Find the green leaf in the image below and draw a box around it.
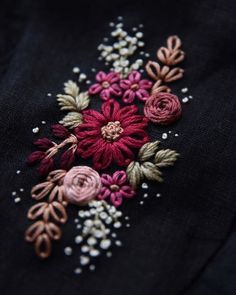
[141,162,163,182]
[154,149,179,167]
[126,161,143,189]
[138,141,160,162]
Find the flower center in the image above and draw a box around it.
[110,184,120,192]
[131,83,139,90]
[101,121,123,142]
[102,81,110,88]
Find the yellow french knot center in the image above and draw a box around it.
[101,121,123,142]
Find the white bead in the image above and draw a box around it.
[182,97,189,103]
[100,239,111,250]
[81,245,90,253]
[114,221,122,228]
[41,120,46,124]
[32,127,39,134]
[87,237,97,246]
[109,22,115,27]
[140,201,144,205]
[105,217,112,224]
[141,182,148,189]
[111,232,117,238]
[132,27,138,32]
[115,240,122,247]
[47,93,52,96]
[120,48,129,56]
[94,230,104,238]
[72,67,80,73]
[162,133,168,140]
[156,193,161,198]
[89,249,100,257]
[106,251,112,258]
[175,133,179,137]
[19,188,24,192]
[143,193,148,198]
[75,235,83,244]
[12,191,17,196]
[136,32,143,38]
[74,267,82,274]
[181,87,188,93]
[16,170,21,175]
[138,41,145,47]
[116,23,123,28]
[80,255,90,265]
[64,247,73,256]
[89,264,96,271]
[14,197,21,203]
[79,73,87,80]
[78,211,85,218]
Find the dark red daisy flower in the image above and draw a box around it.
[75,99,149,170]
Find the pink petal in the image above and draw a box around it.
[101,174,114,186]
[112,170,127,185]
[93,143,113,170]
[139,79,153,89]
[100,89,111,101]
[136,89,150,102]
[98,187,111,200]
[120,185,135,198]
[110,83,122,96]
[110,192,123,207]
[96,71,107,82]
[120,79,131,90]
[122,89,135,103]
[106,72,120,83]
[102,99,120,121]
[89,83,103,95]
[129,71,141,83]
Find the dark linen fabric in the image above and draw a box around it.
[0,0,236,294]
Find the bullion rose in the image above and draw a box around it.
[63,166,102,206]
[144,92,182,125]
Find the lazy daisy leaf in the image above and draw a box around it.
[141,162,163,182]
[64,80,79,97]
[126,161,143,189]
[154,149,179,167]
[59,112,83,129]
[138,140,160,162]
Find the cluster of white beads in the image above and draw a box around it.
[73,200,123,274]
[97,21,145,78]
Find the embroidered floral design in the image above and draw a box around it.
[144,92,182,125]
[63,166,102,206]
[89,71,122,101]
[120,71,153,103]
[23,19,188,272]
[98,171,135,207]
[75,99,149,170]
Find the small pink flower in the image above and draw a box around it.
[89,71,122,101]
[120,71,153,103]
[98,171,135,207]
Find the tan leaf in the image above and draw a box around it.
[126,161,143,189]
[64,80,79,97]
[59,112,83,129]
[138,141,160,162]
[141,162,163,182]
[75,91,90,111]
[154,149,179,167]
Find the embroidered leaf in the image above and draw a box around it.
[64,80,79,97]
[59,112,83,129]
[154,149,179,167]
[57,91,90,112]
[126,161,143,188]
[141,162,163,182]
[138,140,160,162]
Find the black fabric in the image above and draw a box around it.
[0,0,236,294]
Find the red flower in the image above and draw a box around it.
[75,99,149,170]
[89,71,122,101]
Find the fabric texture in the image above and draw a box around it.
[0,0,236,294]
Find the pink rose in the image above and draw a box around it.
[144,92,182,125]
[63,166,101,206]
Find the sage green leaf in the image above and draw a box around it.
[154,149,179,167]
[138,140,160,162]
[64,80,79,97]
[141,162,163,182]
[126,161,143,189]
[59,112,83,129]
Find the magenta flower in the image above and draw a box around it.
[89,71,122,101]
[98,171,135,207]
[120,71,153,103]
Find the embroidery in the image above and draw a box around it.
[22,18,188,274]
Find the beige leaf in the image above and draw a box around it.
[57,94,78,111]
[138,141,160,162]
[75,91,90,111]
[154,149,179,167]
[141,162,163,182]
[64,80,79,97]
[59,112,83,129]
[126,161,143,189]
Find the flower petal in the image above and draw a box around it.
[122,89,135,104]
[110,192,123,207]
[96,71,107,82]
[136,89,150,102]
[89,83,102,95]
[139,79,153,89]
[129,71,141,83]
[98,187,111,200]
[106,72,120,83]
[101,173,114,186]
[93,143,113,170]
[100,89,111,101]
[112,171,127,185]
[102,99,120,121]
[120,185,135,198]
[110,83,122,96]
[120,79,131,90]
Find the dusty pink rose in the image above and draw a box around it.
[89,71,122,101]
[63,166,101,206]
[144,92,182,125]
[98,171,135,207]
[120,71,153,103]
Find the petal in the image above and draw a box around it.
[110,192,123,207]
[112,141,134,166]
[96,71,107,82]
[110,83,122,96]
[82,109,107,125]
[89,83,102,95]
[112,171,127,185]
[106,72,120,83]
[93,143,113,170]
[102,99,120,121]
[122,126,147,136]
[136,89,150,102]
[78,138,105,158]
[101,174,114,186]
[129,71,141,83]
[120,79,131,90]
[100,89,111,101]
[98,187,111,200]
[121,114,148,128]
[122,89,135,104]
[139,79,153,89]
[117,104,138,121]
[120,186,135,198]
[121,133,149,148]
